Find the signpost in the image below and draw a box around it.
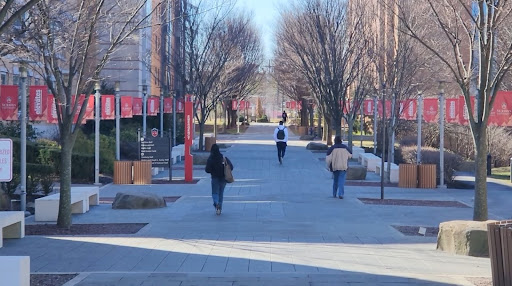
[0,139,13,182]
[140,137,170,167]
[184,95,194,182]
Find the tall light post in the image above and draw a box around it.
[172,90,177,146]
[417,90,423,164]
[160,90,164,138]
[94,82,101,185]
[19,64,28,213]
[373,95,378,154]
[438,81,446,188]
[142,84,147,137]
[115,81,120,160]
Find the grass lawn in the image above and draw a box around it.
[491,166,511,181]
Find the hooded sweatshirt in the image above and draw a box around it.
[273,125,288,143]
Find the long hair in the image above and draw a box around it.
[209,144,223,160]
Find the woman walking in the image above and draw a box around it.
[205,144,233,215]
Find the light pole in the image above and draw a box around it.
[115,81,120,161]
[94,82,101,185]
[417,90,423,164]
[373,95,378,154]
[160,89,164,138]
[172,90,177,146]
[438,81,446,188]
[142,84,147,137]
[19,64,28,213]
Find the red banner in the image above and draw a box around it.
[400,99,417,120]
[177,99,184,113]
[133,97,143,116]
[377,100,391,118]
[147,97,159,116]
[458,96,475,125]
[121,96,133,118]
[232,100,238,110]
[445,98,460,124]
[285,101,290,109]
[84,96,94,121]
[47,95,58,124]
[101,95,115,119]
[0,85,18,121]
[163,98,172,113]
[422,98,438,123]
[29,86,48,121]
[363,99,374,115]
[489,91,512,126]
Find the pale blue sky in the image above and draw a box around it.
[235,0,285,60]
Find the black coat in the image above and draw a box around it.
[205,155,233,178]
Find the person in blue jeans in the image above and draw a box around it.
[325,136,352,199]
[205,144,233,215]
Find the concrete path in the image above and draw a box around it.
[2,122,511,285]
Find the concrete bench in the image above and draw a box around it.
[0,256,30,286]
[172,144,185,163]
[351,147,365,160]
[0,211,25,248]
[71,186,99,211]
[35,192,88,222]
[358,153,376,164]
[376,163,399,183]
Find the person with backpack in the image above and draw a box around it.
[282,110,288,123]
[273,121,289,164]
[205,144,233,215]
[325,135,352,199]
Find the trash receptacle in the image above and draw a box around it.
[488,220,512,286]
[113,161,132,184]
[417,164,436,188]
[133,160,152,185]
[398,164,417,188]
[205,136,216,152]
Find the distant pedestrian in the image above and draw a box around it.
[205,144,233,215]
[282,110,288,123]
[273,121,288,164]
[325,135,352,199]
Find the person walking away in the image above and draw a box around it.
[205,144,233,215]
[282,110,288,123]
[325,135,352,199]
[273,121,288,164]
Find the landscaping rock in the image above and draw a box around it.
[112,192,166,209]
[300,135,315,141]
[347,165,367,180]
[192,152,210,165]
[306,142,328,150]
[436,220,496,257]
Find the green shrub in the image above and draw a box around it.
[256,115,269,123]
[1,173,20,195]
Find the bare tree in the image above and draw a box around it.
[19,0,156,228]
[398,0,512,221]
[275,0,369,143]
[0,0,42,56]
[184,2,262,149]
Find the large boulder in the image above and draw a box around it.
[347,166,367,180]
[306,142,328,150]
[437,220,496,257]
[112,192,166,209]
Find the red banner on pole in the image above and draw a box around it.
[0,85,18,121]
[132,97,143,116]
[285,101,290,109]
[489,91,512,126]
[147,97,159,116]
[184,94,194,182]
[101,95,115,119]
[458,96,475,125]
[84,96,94,121]
[422,98,439,123]
[399,99,417,120]
[177,99,184,113]
[232,100,238,110]
[445,98,460,124]
[164,98,173,113]
[377,100,391,118]
[363,99,374,115]
[29,86,48,121]
[121,96,133,118]
[47,95,58,124]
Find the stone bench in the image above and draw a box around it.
[358,152,376,164]
[361,154,381,172]
[71,186,99,211]
[351,147,365,160]
[35,192,88,222]
[0,256,30,286]
[375,163,399,183]
[0,211,25,248]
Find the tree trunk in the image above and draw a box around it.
[198,118,205,151]
[347,118,354,150]
[230,110,237,128]
[57,129,73,228]
[333,116,342,138]
[301,98,308,127]
[473,125,488,221]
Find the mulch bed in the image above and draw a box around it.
[26,223,148,235]
[358,198,470,208]
[151,179,199,184]
[99,196,180,204]
[392,225,439,237]
[31,274,78,286]
[346,181,398,187]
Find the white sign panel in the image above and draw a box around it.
[0,139,13,182]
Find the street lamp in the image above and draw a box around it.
[19,64,27,213]
[115,81,120,161]
[417,90,423,164]
[160,89,164,138]
[438,81,446,188]
[142,84,147,137]
[94,82,101,185]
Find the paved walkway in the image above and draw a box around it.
[2,123,511,285]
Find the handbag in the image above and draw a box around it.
[224,157,234,183]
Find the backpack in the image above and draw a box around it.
[277,128,285,140]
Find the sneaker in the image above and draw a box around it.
[279,157,282,164]
[338,196,344,199]
[216,205,222,215]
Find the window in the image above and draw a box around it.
[35,78,40,85]
[13,75,19,85]
[1,73,6,85]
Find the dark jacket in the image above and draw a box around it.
[205,155,233,179]
[327,143,352,156]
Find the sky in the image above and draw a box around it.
[235,0,284,61]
